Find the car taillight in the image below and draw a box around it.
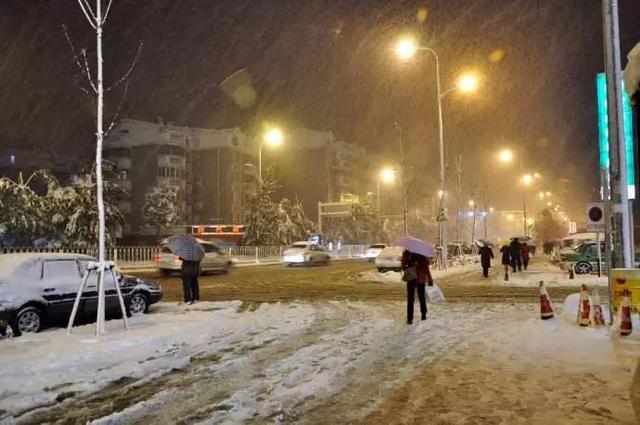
[152,254,160,262]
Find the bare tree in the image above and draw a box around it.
[65,0,142,336]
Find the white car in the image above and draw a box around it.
[155,239,232,275]
[362,243,387,261]
[282,242,330,266]
[375,246,404,273]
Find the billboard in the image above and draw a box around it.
[596,72,635,200]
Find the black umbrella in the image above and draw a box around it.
[166,234,205,262]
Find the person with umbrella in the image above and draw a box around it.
[167,235,205,305]
[478,241,494,278]
[395,236,434,324]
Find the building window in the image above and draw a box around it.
[9,154,16,165]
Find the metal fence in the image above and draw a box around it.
[0,244,369,269]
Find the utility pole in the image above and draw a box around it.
[456,154,462,244]
[483,184,489,239]
[603,0,633,269]
[395,122,409,236]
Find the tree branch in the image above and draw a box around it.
[106,42,143,92]
[62,25,97,94]
[105,79,129,136]
[102,0,114,25]
[76,0,97,29]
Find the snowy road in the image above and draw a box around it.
[2,257,637,424]
[144,257,590,305]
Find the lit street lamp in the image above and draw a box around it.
[259,127,283,182]
[377,167,396,214]
[394,36,479,267]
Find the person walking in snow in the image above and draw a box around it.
[521,242,531,271]
[180,257,201,304]
[479,244,494,278]
[500,243,511,281]
[401,250,433,324]
[509,238,522,273]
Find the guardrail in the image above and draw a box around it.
[0,244,369,269]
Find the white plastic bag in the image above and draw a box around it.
[427,283,445,303]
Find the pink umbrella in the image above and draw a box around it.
[393,236,436,258]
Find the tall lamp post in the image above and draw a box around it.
[498,148,535,236]
[394,37,479,267]
[259,127,283,182]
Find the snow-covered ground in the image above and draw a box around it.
[1,298,639,423]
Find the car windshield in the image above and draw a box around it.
[160,246,172,253]
[369,244,386,249]
[291,244,308,249]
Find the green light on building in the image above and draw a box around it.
[597,72,635,199]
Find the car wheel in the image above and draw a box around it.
[160,269,171,276]
[574,262,592,275]
[128,293,149,315]
[377,267,386,273]
[14,306,44,335]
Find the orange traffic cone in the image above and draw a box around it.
[578,284,590,327]
[591,289,605,327]
[539,281,554,320]
[619,289,633,336]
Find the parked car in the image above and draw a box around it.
[282,241,330,266]
[553,232,598,262]
[362,243,387,261]
[0,253,163,336]
[155,239,232,275]
[375,246,404,272]
[560,242,640,274]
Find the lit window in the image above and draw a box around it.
[9,154,16,165]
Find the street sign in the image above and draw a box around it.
[586,203,605,232]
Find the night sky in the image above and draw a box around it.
[1,0,640,217]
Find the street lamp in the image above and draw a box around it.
[393,36,480,268]
[259,127,283,182]
[497,147,536,236]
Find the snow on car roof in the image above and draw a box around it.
[0,253,94,277]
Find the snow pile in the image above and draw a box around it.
[503,258,607,287]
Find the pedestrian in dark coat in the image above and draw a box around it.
[500,244,511,281]
[180,258,201,304]
[401,250,433,324]
[521,242,531,271]
[479,245,494,278]
[509,238,522,272]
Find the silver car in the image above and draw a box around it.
[282,242,330,266]
[155,239,232,275]
[374,246,404,272]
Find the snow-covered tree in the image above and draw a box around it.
[53,163,127,248]
[0,171,58,246]
[142,185,179,235]
[280,197,315,243]
[323,202,385,244]
[244,178,284,246]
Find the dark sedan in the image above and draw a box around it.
[0,253,162,336]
